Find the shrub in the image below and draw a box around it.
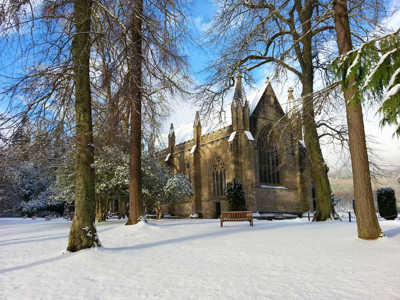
[164,173,193,203]
[377,187,398,220]
[225,179,246,211]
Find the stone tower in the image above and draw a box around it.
[192,111,202,215]
[166,123,175,172]
[229,73,256,210]
[168,123,175,153]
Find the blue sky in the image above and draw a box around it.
[184,0,216,78]
[0,0,399,171]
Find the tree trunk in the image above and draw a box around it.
[333,0,381,239]
[126,0,143,225]
[302,79,332,221]
[67,0,101,251]
[300,1,332,221]
[96,194,108,222]
[118,198,126,218]
[96,194,102,222]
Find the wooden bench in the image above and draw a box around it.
[220,211,254,227]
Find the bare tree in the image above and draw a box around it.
[198,0,336,220]
[89,0,188,224]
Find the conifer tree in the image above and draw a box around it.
[67,0,101,251]
[331,0,399,239]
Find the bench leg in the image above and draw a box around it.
[220,220,223,227]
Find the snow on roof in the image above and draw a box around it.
[228,131,236,142]
[165,153,171,162]
[260,185,288,190]
[249,85,266,115]
[159,112,231,147]
[244,130,255,141]
[190,145,197,154]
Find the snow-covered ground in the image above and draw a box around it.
[1,217,400,300]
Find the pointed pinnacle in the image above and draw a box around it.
[233,71,245,105]
[194,111,201,127]
[169,123,174,136]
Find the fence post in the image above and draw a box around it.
[348,211,351,223]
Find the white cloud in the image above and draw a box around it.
[193,16,212,33]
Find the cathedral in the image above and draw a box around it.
[159,75,312,218]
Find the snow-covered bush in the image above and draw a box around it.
[142,152,170,214]
[95,146,129,196]
[20,187,64,217]
[46,145,191,216]
[164,173,193,203]
[20,198,48,215]
[48,150,75,205]
[377,187,398,220]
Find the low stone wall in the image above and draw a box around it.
[161,199,232,218]
[255,187,309,214]
[201,199,230,218]
[161,201,192,217]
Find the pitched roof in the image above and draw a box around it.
[249,82,285,117]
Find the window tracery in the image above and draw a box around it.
[258,126,280,185]
[212,157,226,196]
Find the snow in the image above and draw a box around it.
[260,184,288,190]
[228,131,236,142]
[363,48,397,89]
[345,49,361,79]
[388,66,400,88]
[190,144,197,154]
[249,86,266,115]
[1,217,400,299]
[383,83,400,103]
[252,212,298,218]
[244,130,255,141]
[164,153,171,162]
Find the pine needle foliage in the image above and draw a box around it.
[331,29,400,135]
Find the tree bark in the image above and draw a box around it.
[126,0,143,225]
[118,198,126,218]
[96,194,108,222]
[300,0,332,221]
[302,80,332,221]
[333,0,381,239]
[67,0,101,251]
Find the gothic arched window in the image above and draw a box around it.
[258,127,280,185]
[212,157,226,196]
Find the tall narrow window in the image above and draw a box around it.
[258,127,280,185]
[212,157,226,196]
